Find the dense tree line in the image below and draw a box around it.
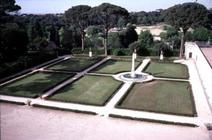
[129,10,164,25]
[163,2,211,58]
[0,1,211,78]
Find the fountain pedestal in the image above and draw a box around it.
[112,51,153,83]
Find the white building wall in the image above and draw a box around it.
[185,42,212,109]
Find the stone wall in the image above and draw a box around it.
[185,42,212,110]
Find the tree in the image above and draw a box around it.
[129,10,164,25]
[65,5,91,51]
[90,3,129,55]
[0,0,21,24]
[118,24,138,48]
[108,32,123,49]
[129,41,150,56]
[117,17,127,28]
[86,25,103,37]
[27,18,44,42]
[139,30,153,47]
[160,26,180,49]
[0,25,28,61]
[192,27,212,41]
[0,0,21,13]
[86,25,104,48]
[164,2,210,58]
[61,26,81,51]
[49,25,60,47]
[129,41,140,52]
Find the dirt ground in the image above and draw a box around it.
[135,24,166,36]
[0,103,211,140]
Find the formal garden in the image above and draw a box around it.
[0,54,196,117]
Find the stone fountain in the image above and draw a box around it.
[113,50,153,83]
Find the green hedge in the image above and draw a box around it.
[72,47,179,57]
[112,48,131,56]
[72,48,105,55]
[111,48,179,57]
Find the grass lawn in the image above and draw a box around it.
[144,62,189,79]
[117,80,196,116]
[47,57,101,72]
[0,72,73,98]
[49,75,122,106]
[90,59,141,74]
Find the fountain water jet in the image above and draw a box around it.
[131,51,136,78]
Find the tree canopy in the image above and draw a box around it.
[65,5,91,51]
[89,3,129,55]
[164,3,209,32]
[164,2,210,58]
[0,0,21,14]
[139,30,153,47]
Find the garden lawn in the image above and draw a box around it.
[144,62,189,79]
[91,59,141,74]
[49,75,122,106]
[0,72,73,98]
[117,80,196,116]
[46,57,101,72]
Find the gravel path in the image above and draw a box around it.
[0,103,211,140]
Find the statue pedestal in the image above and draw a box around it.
[160,51,163,60]
[89,51,92,57]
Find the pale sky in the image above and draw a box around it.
[16,0,212,14]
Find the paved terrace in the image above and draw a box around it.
[1,103,211,140]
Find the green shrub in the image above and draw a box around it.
[112,48,130,56]
[137,47,150,56]
[71,48,83,54]
[72,47,105,56]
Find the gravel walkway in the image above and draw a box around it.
[1,103,211,140]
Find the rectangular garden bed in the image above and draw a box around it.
[143,62,189,79]
[117,80,196,116]
[90,59,141,74]
[0,72,74,98]
[46,57,102,72]
[48,75,123,106]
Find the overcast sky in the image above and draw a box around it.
[16,0,212,14]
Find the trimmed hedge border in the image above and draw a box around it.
[32,104,97,115]
[116,80,197,117]
[109,114,198,127]
[47,74,124,106]
[111,56,143,61]
[149,57,178,62]
[0,71,75,98]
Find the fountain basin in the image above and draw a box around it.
[113,72,154,83]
